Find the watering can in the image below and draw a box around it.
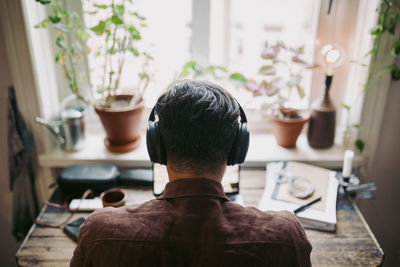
[35,95,87,151]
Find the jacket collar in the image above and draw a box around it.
[158,177,229,201]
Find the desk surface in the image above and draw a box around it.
[16,169,383,267]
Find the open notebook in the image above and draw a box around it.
[258,162,339,232]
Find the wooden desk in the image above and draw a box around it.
[16,169,383,266]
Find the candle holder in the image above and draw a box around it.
[335,172,360,187]
[335,172,360,196]
[335,173,377,199]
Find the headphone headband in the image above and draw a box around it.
[238,104,247,123]
[149,105,156,121]
[149,102,247,124]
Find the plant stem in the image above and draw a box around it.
[102,33,110,90]
[107,26,118,96]
[113,34,127,93]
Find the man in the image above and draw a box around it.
[71,80,312,267]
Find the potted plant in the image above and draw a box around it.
[245,41,316,148]
[35,0,152,153]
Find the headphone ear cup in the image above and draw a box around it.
[236,122,249,164]
[146,121,158,163]
[227,122,249,166]
[156,122,167,165]
[146,121,167,165]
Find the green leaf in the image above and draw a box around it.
[179,61,198,77]
[76,28,90,41]
[388,14,398,35]
[139,72,149,80]
[341,103,351,111]
[48,15,61,24]
[391,40,400,57]
[68,77,77,90]
[229,73,246,83]
[35,0,53,5]
[34,19,50,28]
[132,33,141,40]
[370,25,383,37]
[93,4,108,9]
[56,37,67,49]
[127,25,137,33]
[143,52,153,60]
[111,14,123,25]
[109,48,117,55]
[115,4,124,15]
[259,65,276,75]
[391,64,400,80]
[376,65,394,77]
[352,124,361,130]
[213,65,228,73]
[365,48,376,57]
[183,61,197,69]
[363,83,372,90]
[90,20,106,35]
[129,11,146,20]
[127,25,141,39]
[379,14,385,25]
[55,53,61,62]
[355,139,365,153]
[206,66,217,76]
[129,48,139,56]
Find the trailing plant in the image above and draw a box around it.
[341,0,400,153]
[35,0,152,107]
[244,41,317,119]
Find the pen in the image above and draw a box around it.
[293,196,322,214]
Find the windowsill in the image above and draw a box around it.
[38,133,349,169]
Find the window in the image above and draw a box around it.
[210,0,318,109]
[24,0,380,140]
[82,0,192,106]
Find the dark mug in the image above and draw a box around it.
[100,188,127,208]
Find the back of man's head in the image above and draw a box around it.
[156,80,240,175]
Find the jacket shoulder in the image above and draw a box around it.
[224,203,310,246]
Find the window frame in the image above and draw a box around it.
[21,0,380,143]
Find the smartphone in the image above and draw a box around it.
[63,217,85,242]
[152,164,240,197]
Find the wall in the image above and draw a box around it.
[356,78,400,267]
[0,18,21,267]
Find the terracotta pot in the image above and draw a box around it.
[95,95,144,153]
[270,115,309,148]
[100,188,127,208]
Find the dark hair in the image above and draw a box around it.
[155,80,240,174]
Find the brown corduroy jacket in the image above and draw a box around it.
[70,177,312,267]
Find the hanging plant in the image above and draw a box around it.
[342,0,400,154]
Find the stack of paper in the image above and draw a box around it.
[258,162,339,232]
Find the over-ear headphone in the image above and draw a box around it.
[146,102,249,166]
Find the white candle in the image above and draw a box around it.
[342,150,354,177]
